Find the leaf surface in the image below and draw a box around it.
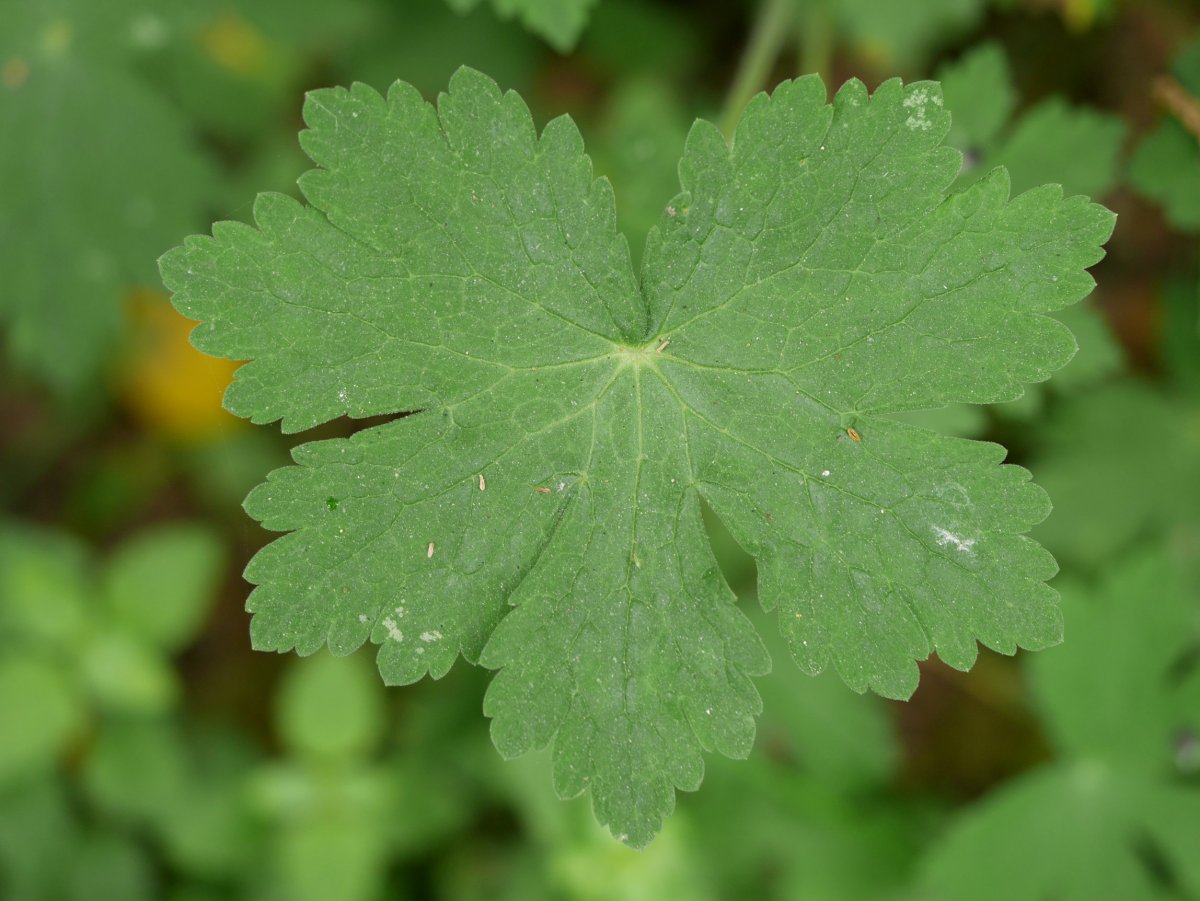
[161,68,1114,845]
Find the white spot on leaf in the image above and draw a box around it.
[381,618,403,641]
[933,527,976,554]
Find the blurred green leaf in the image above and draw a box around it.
[0,0,217,393]
[587,77,691,267]
[273,809,394,901]
[697,756,923,900]
[490,749,717,900]
[1129,36,1200,230]
[84,718,189,825]
[938,42,1016,151]
[921,549,1200,900]
[0,779,80,900]
[1161,275,1200,391]
[276,651,386,762]
[549,814,714,901]
[0,524,90,647]
[989,98,1126,198]
[1032,381,1200,568]
[340,0,540,104]
[251,762,399,901]
[922,762,1196,901]
[1031,551,1199,770]
[939,43,1126,199]
[1129,121,1200,230]
[81,628,179,712]
[833,0,988,70]
[747,608,898,789]
[137,0,380,142]
[102,523,225,652]
[154,729,263,879]
[445,0,598,52]
[1044,302,1123,394]
[68,830,158,901]
[0,652,84,787]
[578,0,699,78]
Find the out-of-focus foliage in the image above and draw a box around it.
[1031,380,1200,569]
[3,0,1200,896]
[793,0,989,71]
[0,0,217,395]
[1130,35,1200,231]
[445,0,599,52]
[921,550,1200,901]
[938,42,1126,200]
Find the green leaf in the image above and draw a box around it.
[937,43,1126,199]
[922,763,1196,901]
[0,780,81,900]
[742,606,897,789]
[0,0,216,392]
[988,98,1125,198]
[937,42,1016,152]
[1043,302,1122,394]
[921,549,1200,901]
[1161,275,1200,391]
[80,629,179,712]
[587,77,691,267]
[924,42,1125,431]
[83,718,189,826]
[697,757,922,900]
[250,759,398,901]
[161,68,1114,845]
[152,730,263,878]
[1031,382,1200,568]
[833,0,988,69]
[0,652,84,788]
[343,0,540,103]
[1129,121,1200,231]
[0,525,90,648]
[276,651,386,761]
[445,0,597,52]
[577,0,698,79]
[67,830,157,901]
[85,720,262,878]
[1129,36,1200,230]
[1031,550,1199,770]
[102,523,225,652]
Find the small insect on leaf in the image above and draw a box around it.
[847,427,862,442]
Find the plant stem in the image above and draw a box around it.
[797,3,832,85]
[1154,75,1200,142]
[719,0,795,140]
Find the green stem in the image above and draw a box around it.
[797,4,832,85]
[718,0,795,140]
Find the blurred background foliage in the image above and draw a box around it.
[1,0,1199,898]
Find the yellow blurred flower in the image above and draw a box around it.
[118,289,241,442]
